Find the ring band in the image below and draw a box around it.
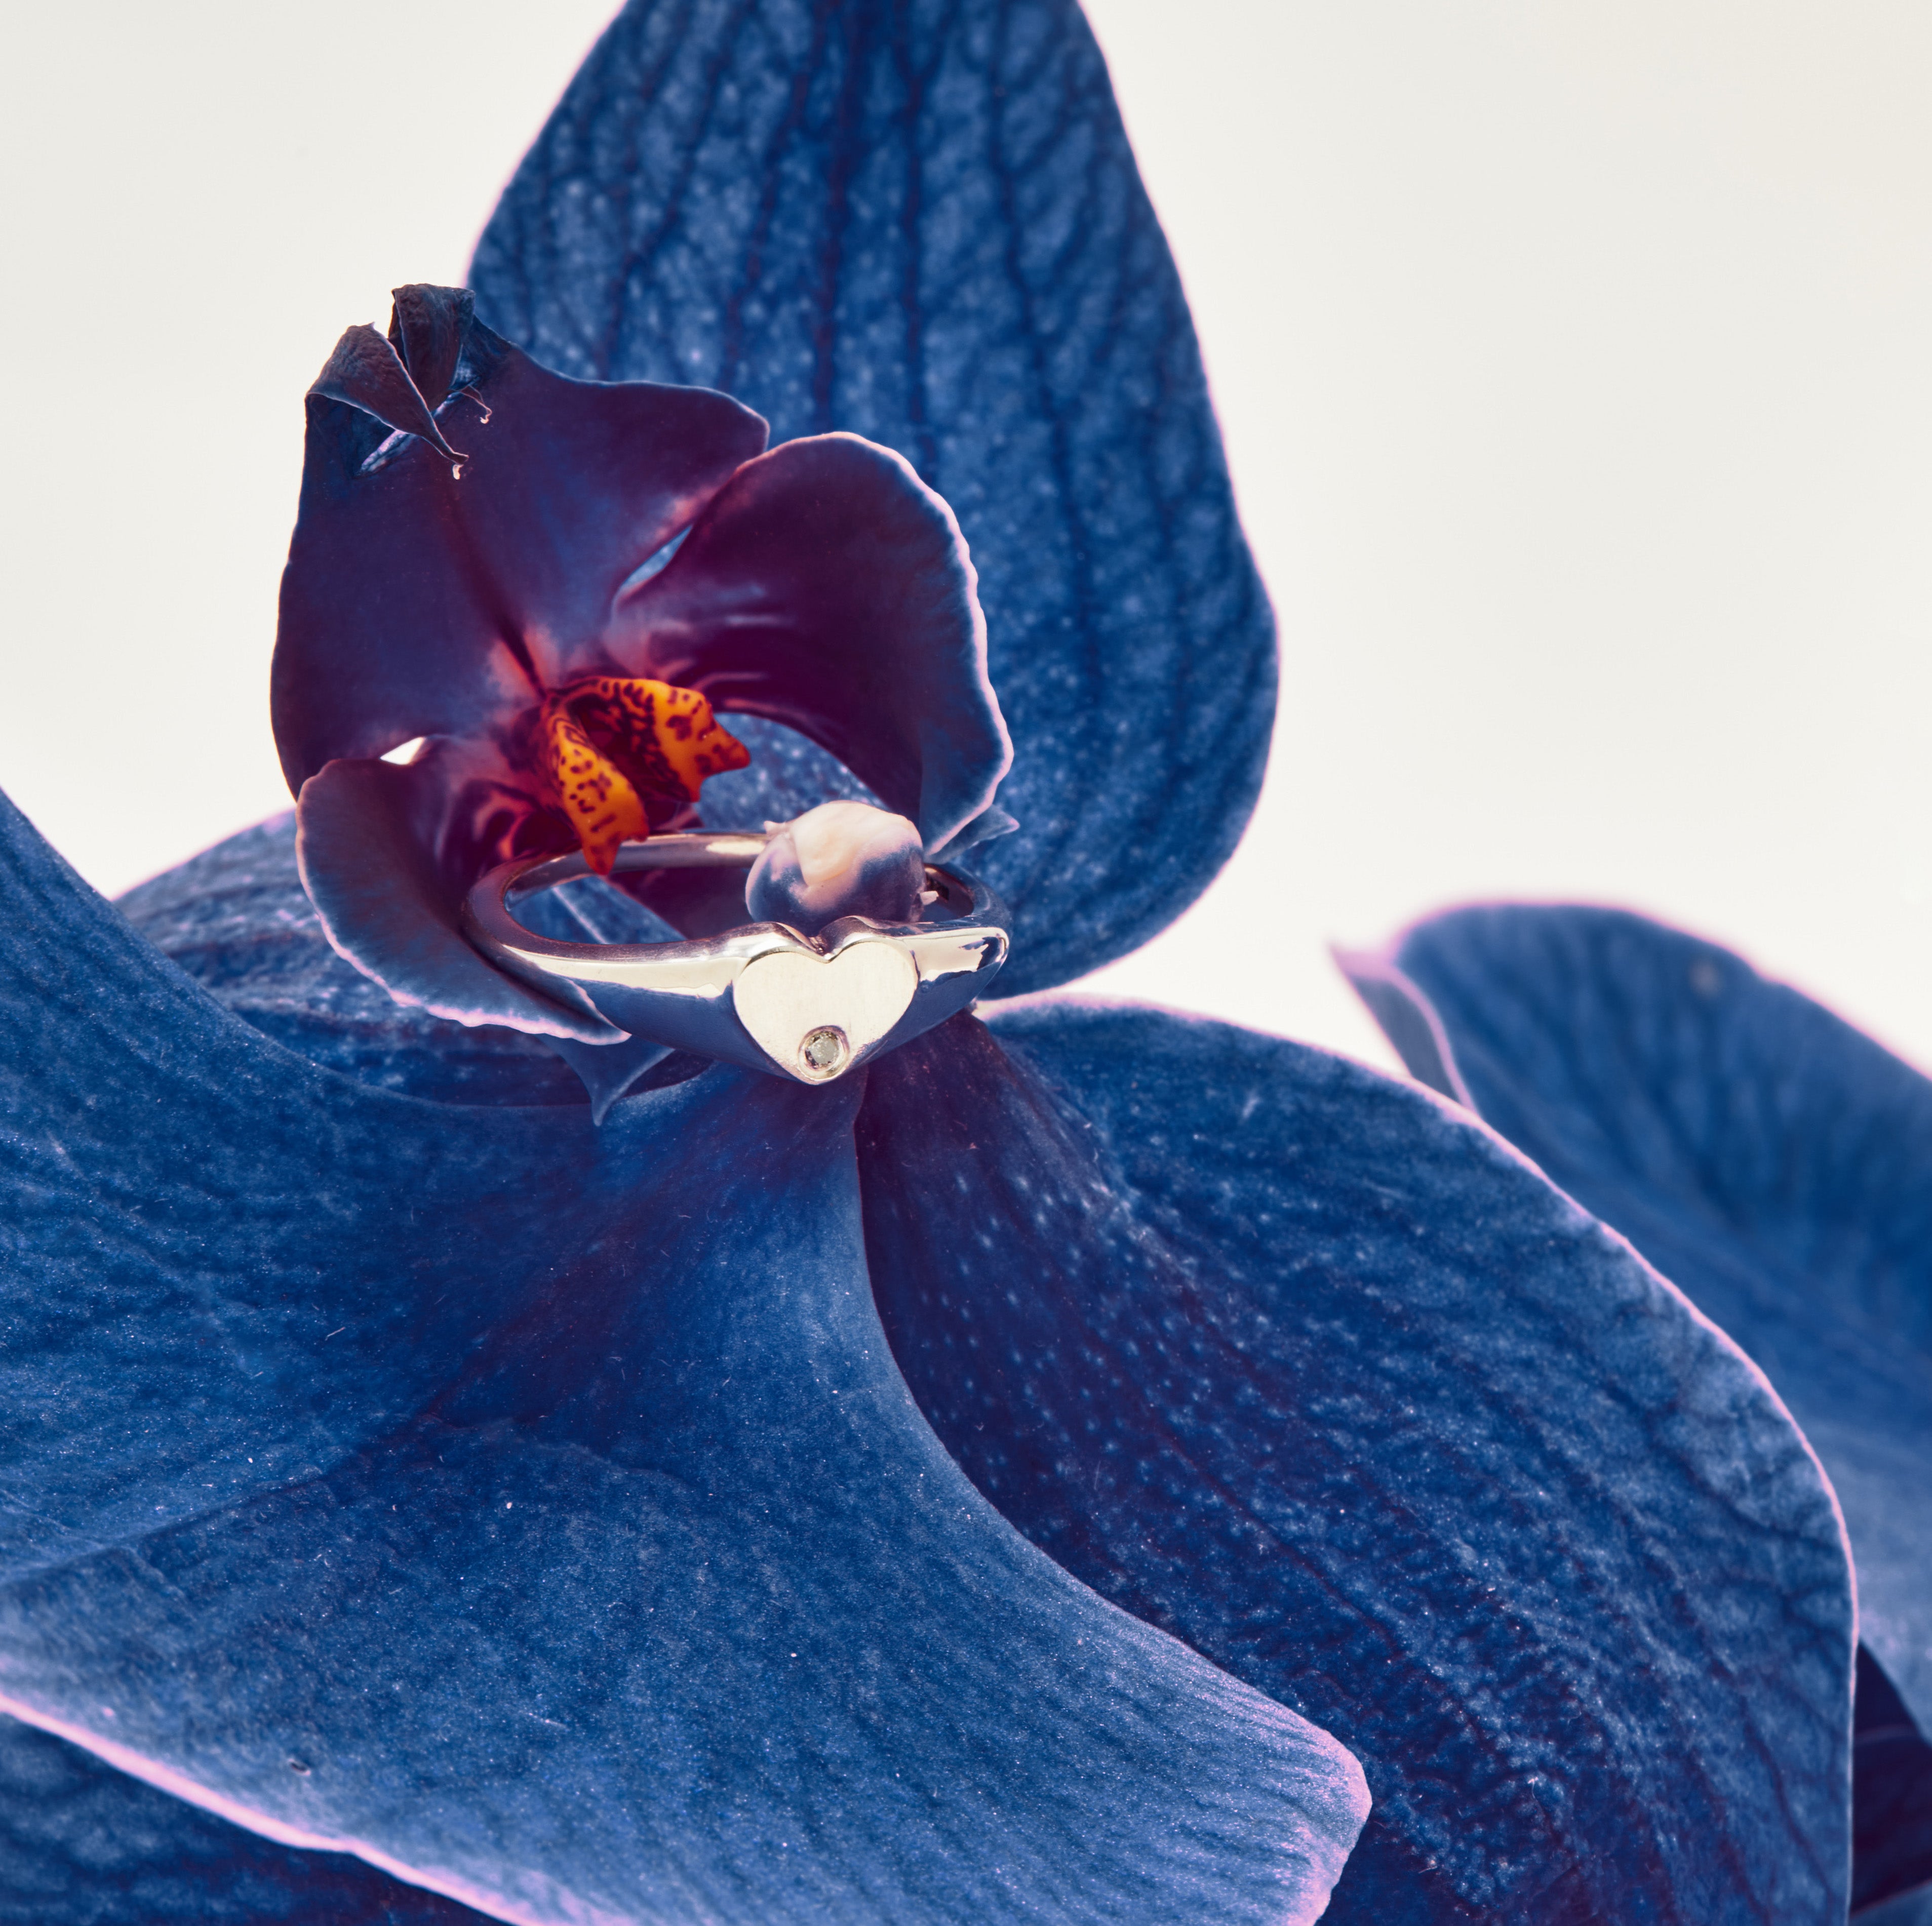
[462,832,1010,1085]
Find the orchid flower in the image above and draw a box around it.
[0,2,1866,1921]
[273,279,1011,1116]
[1345,906,1932,1918]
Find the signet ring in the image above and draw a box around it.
[462,831,1010,1085]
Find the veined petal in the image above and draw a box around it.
[389,283,476,425]
[309,324,463,465]
[857,1006,1855,1923]
[472,0,1275,990]
[272,294,767,791]
[0,789,1367,1924]
[1344,905,1932,1915]
[615,433,1010,856]
[0,1715,490,1924]
[1348,907,1932,1729]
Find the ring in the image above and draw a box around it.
[462,832,1010,1085]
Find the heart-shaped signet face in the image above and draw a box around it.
[732,938,919,1082]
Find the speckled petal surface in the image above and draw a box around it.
[471,0,1275,991]
[1345,905,1932,1914]
[856,1004,1855,1924]
[1,789,1368,1924]
[0,1716,490,1926]
[1354,907,1932,1732]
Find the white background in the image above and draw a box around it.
[3,3,1928,1076]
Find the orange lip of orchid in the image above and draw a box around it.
[532,674,751,876]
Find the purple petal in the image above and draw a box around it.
[387,283,474,416]
[272,299,767,790]
[616,433,1010,854]
[308,324,462,463]
[294,753,620,1042]
[1856,1649,1932,1914]
[858,1007,1855,1922]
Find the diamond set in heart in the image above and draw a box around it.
[731,939,919,1082]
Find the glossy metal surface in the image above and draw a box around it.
[462,832,1009,1084]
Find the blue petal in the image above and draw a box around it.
[272,295,767,789]
[120,814,685,1117]
[856,1005,1855,1922]
[0,1715,490,1924]
[1344,907,1932,1914]
[697,714,886,831]
[618,433,1010,856]
[2,791,1368,1923]
[471,0,1275,992]
[1351,907,1932,1732]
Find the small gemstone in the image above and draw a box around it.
[802,1027,847,1074]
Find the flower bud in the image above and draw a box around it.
[744,801,926,935]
